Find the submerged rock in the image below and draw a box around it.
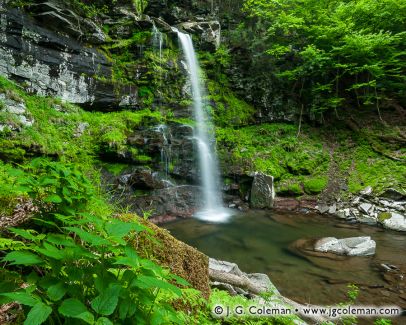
[314,236,376,256]
[250,172,275,209]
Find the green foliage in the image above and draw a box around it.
[0,163,189,324]
[243,0,406,116]
[374,319,392,325]
[20,158,95,216]
[216,123,329,181]
[346,284,359,303]
[277,182,303,196]
[133,0,148,15]
[303,177,328,194]
[0,162,27,216]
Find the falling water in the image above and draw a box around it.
[152,24,163,63]
[155,124,172,179]
[175,29,231,222]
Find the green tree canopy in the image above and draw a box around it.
[243,0,406,118]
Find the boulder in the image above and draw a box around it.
[381,212,406,232]
[314,236,376,256]
[250,172,275,209]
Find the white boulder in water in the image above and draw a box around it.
[314,236,376,256]
[382,212,406,232]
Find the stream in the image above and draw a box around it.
[164,210,406,310]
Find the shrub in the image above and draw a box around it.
[0,161,190,324]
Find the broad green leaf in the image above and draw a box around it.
[0,291,38,306]
[47,282,67,301]
[35,242,64,260]
[64,227,110,246]
[38,177,58,187]
[132,275,182,296]
[168,274,190,287]
[9,228,40,241]
[90,285,121,316]
[3,251,43,265]
[24,302,52,325]
[118,298,131,320]
[58,298,94,324]
[46,234,76,247]
[95,317,114,325]
[44,194,62,203]
[105,220,134,239]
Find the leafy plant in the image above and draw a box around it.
[0,162,190,324]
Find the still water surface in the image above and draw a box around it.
[164,210,406,307]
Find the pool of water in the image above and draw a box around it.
[164,210,406,308]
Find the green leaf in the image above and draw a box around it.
[168,274,190,287]
[46,234,76,247]
[9,228,40,241]
[58,298,94,324]
[0,291,38,306]
[44,194,63,203]
[95,317,114,325]
[24,302,52,325]
[3,251,43,265]
[35,242,64,260]
[105,220,134,239]
[47,282,67,301]
[132,276,182,296]
[38,177,58,187]
[64,227,110,246]
[90,285,121,316]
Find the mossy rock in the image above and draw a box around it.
[124,215,210,299]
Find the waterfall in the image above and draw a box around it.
[152,24,163,63]
[175,29,231,222]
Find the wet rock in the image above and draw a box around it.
[178,21,221,50]
[314,236,376,256]
[380,188,406,201]
[129,167,165,190]
[359,203,373,214]
[381,212,406,232]
[335,208,350,219]
[360,186,373,196]
[356,214,377,226]
[130,185,200,219]
[250,172,275,209]
[328,204,337,214]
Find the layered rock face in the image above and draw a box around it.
[0,4,138,110]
